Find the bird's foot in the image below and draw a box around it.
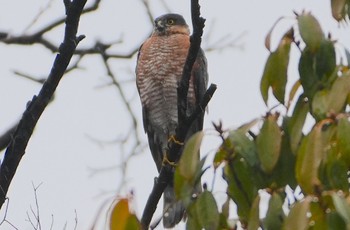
[168,135,184,146]
[162,152,177,167]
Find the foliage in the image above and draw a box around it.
[110,198,141,230]
[211,9,350,230]
[111,4,350,230]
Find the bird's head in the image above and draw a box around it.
[153,14,190,36]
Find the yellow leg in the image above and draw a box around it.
[168,135,184,146]
[162,152,177,167]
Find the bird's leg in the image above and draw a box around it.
[167,135,184,146]
[162,151,178,167]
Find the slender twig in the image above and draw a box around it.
[140,0,155,25]
[74,210,78,230]
[23,0,56,33]
[0,0,87,209]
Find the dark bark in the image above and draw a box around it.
[0,124,17,151]
[0,0,87,209]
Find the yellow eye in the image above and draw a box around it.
[167,19,175,25]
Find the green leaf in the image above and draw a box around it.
[187,202,202,230]
[286,95,309,153]
[175,132,203,202]
[213,144,228,169]
[299,47,320,100]
[283,197,310,230]
[337,117,350,166]
[256,114,282,173]
[286,80,301,109]
[312,74,350,119]
[331,0,347,21]
[195,191,220,230]
[125,215,141,230]
[263,192,284,230]
[320,140,349,191]
[296,121,331,194]
[332,193,350,224]
[299,39,336,103]
[270,134,297,188]
[327,211,347,230]
[227,130,258,167]
[264,16,284,51]
[312,89,331,120]
[260,28,292,105]
[315,40,336,84]
[221,196,230,219]
[175,132,206,205]
[248,195,260,230]
[328,159,349,191]
[310,201,327,230]
[224,158,258,223]
[178,131,203,180]
[237,118,260,133]
[327,73,350,111]
[297,12,324,52]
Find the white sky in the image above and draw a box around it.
[0,0,349,229]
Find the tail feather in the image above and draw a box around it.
[163,185,184,228]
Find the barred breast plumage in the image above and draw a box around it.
[137,34,195,137]
[136,13,208,228]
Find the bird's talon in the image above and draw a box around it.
[162,153,177,167]
[168,135,184,146]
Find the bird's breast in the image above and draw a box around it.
[137,34,195,133]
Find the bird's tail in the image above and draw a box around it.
[163,185,184,228]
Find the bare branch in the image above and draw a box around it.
[140,0,156,25]
[0,198,18,229]
[23,0,55,33]
[0,0,87,209]
[13,71,46,84]
[74,210,78,230]
[0,124,17,152]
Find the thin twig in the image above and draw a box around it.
[23,0,55,33]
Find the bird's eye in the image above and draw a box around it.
[167,19,175,25]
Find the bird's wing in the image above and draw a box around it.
[190,48,209,132]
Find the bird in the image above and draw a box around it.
[136,13,208,228]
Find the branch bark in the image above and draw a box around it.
[140,0,217,228]
[0,0,87,209]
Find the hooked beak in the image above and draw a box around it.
[155,19,165,32]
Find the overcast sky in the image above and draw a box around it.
[0,0,349,229]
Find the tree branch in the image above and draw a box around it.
[0,124,17,151]
[140,0,216,228]
[0,0,87,209]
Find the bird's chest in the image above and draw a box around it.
[137,35,194,131]
[141,37,188,81]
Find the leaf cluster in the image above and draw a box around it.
[211,10,350,229]
[173,9,350,230]
[109,6,350,230]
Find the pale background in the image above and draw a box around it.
[0,0,348,229]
